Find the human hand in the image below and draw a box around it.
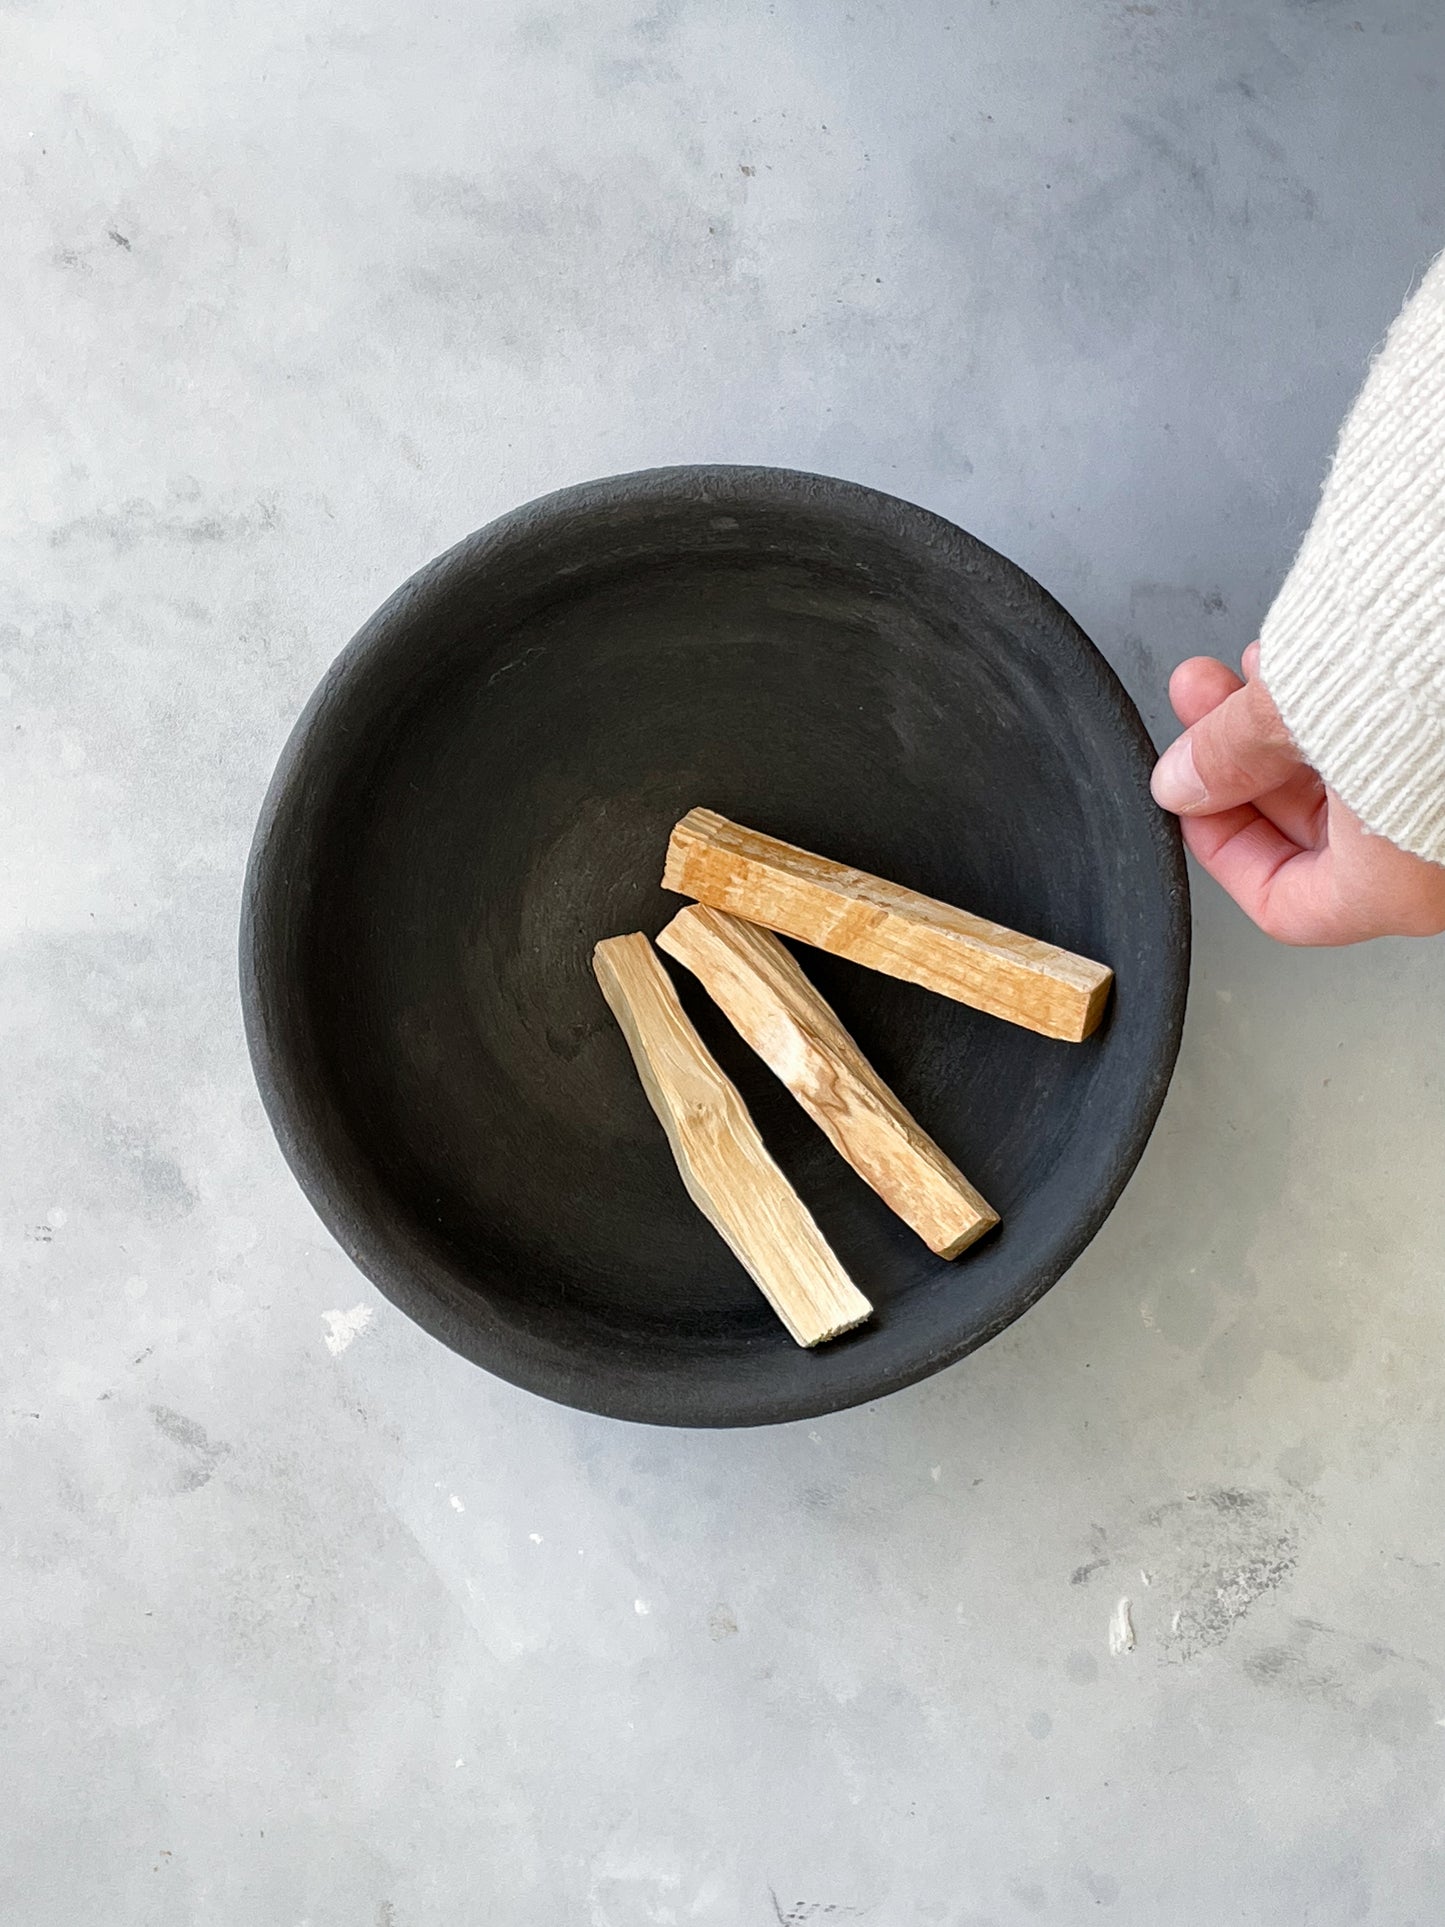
[1150,644,1445,944]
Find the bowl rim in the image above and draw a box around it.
[240,463,1191,1427]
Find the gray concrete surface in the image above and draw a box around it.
[5,2,1445,1920]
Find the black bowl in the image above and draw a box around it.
[241,467,1188,1426]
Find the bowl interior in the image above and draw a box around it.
[244,468,1187,1425]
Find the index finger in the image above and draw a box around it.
[1180,808,1330,944]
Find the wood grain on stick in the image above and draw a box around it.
[658,905,999,1258]
[663,809,1112,1042]
[592,933,872,1347]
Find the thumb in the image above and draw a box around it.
[1151,669,1304,816]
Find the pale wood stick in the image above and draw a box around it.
[662,809,1112,1043]
[657,905,999,1259]
[593,934,872,1347]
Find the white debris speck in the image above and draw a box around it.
[322,1305,373,1355]
[930,1465,941,1482]
[456,1757,465,1767]
[634,1599,650,1616]
[1108,1597,1136,1655]
[1140,1569,1152,1587]
[529,1532,542,1545]
[1171,1610,1182,1635]
[125,1275,147,1301]
[449,1494,465,1512]
[47,1206,67,1229]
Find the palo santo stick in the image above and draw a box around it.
[663,810,1112,1043]
[593,933,872,1347]
[659,905,999,1259]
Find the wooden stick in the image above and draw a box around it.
[663,809,1112,1043]
[593,934,872,1347]
[658,905,999,1259]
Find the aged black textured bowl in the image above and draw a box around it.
[241,467,1188,1426]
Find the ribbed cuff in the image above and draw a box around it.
[1258,252,1445,870]
[1262,569,1445,866]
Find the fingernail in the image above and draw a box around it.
[1151,734,1206,812]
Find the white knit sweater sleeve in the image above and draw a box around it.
[1259,252,1445,866]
